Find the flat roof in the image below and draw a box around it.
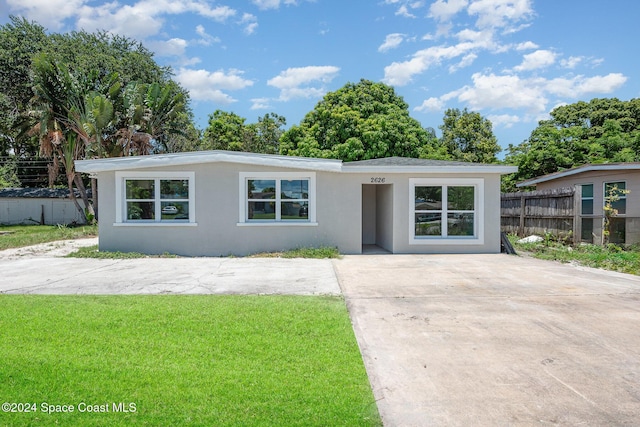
[517,162,640,187]
[75,151,517,175]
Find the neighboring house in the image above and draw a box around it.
[0,188,87,225]
[76,150,516,256]
[517,163,640,245]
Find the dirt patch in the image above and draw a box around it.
[0,237,98,259]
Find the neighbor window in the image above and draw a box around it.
[581,184,594,215]
[239,172,316,225]
[116,172,195,225]
[604,181,626,215]
[410,178,484,245]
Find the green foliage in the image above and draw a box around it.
[439,108,501,163]
[0,160,20,188]
[0,295,381,426]
[280,79,442,161]
[203,110,286,154]
[504,98,640,190]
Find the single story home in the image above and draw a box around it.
[0,188,87,225]
[517,162,640,245]
[76,150,516,256]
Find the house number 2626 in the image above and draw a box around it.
[370,177,386,183]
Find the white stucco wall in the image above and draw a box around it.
[96,161,504,256]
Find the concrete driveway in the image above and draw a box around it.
[0,239,340,295]
[333,254,640,426]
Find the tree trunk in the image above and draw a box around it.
[91,177,98,221]
[67,173,85,220]
[74,173,95,223]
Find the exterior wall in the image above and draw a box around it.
[0,198,86,225]
[97,162,503,256]
[97,163,361,256]
[535,170,640,244]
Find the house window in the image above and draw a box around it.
[239,172,316,225]
[116,172,195,225]
[581,184,593,215]
[410,178,484,245]
[604,181,626,215]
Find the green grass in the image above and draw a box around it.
[67,245,178,259]
[0,295,381,427]
[510,235,640,275]
[0,224,97,251]
[249,246,341,259]
[67,245,341,259]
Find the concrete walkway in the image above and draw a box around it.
[333,254,640,426]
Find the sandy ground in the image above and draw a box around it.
[0,237,99,259]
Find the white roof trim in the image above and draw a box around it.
[76,150,343,173]
[75,150,517,175]
[517,163,640,187]
[341,165,517,174]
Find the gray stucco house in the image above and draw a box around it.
[76,150,516,256]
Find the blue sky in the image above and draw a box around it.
[2,0,638,155]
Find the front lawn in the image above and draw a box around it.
[0,295,380,427]
[0,224,97,250]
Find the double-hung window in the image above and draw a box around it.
[410,178,484,245]
[239,172,316,225]
[116,171,195,225]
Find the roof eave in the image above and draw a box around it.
[76,151,343,173]
[516,163,640,187]
[342,165,518,174]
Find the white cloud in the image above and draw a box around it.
[379,33,405,52]
[513,49,556,71]
[240,13,258,35]
[467,0,534,30]
[6,0,84,30]
[515,41,538,50]
[383,42,476,85]
[251,98,272,110]
[545,73,627,98]
[175,68,254,103]
[147,38,189,57]
[429,0,468,22]
[487,114,521,128]
[396,5,416,17]
[195,25,220,46]
[560,56,583,69]
[252,0,303,10]
[414,97,445,112]
[268,66,340,101]
[419,72,628,119]
[8,0,237,40]
[449,53,477,73]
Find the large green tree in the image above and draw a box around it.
[0,16,195,189]
[279,79,443,161]
[439,108,501,163]
[504,98,640,190]
[203,111,286,154]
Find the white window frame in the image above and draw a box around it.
[238,172,317,226]
[115,171,196,226]
[409,178,484,245]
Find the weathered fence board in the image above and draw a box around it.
[501,187,577,241]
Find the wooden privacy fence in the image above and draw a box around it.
[501,187,578,241]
